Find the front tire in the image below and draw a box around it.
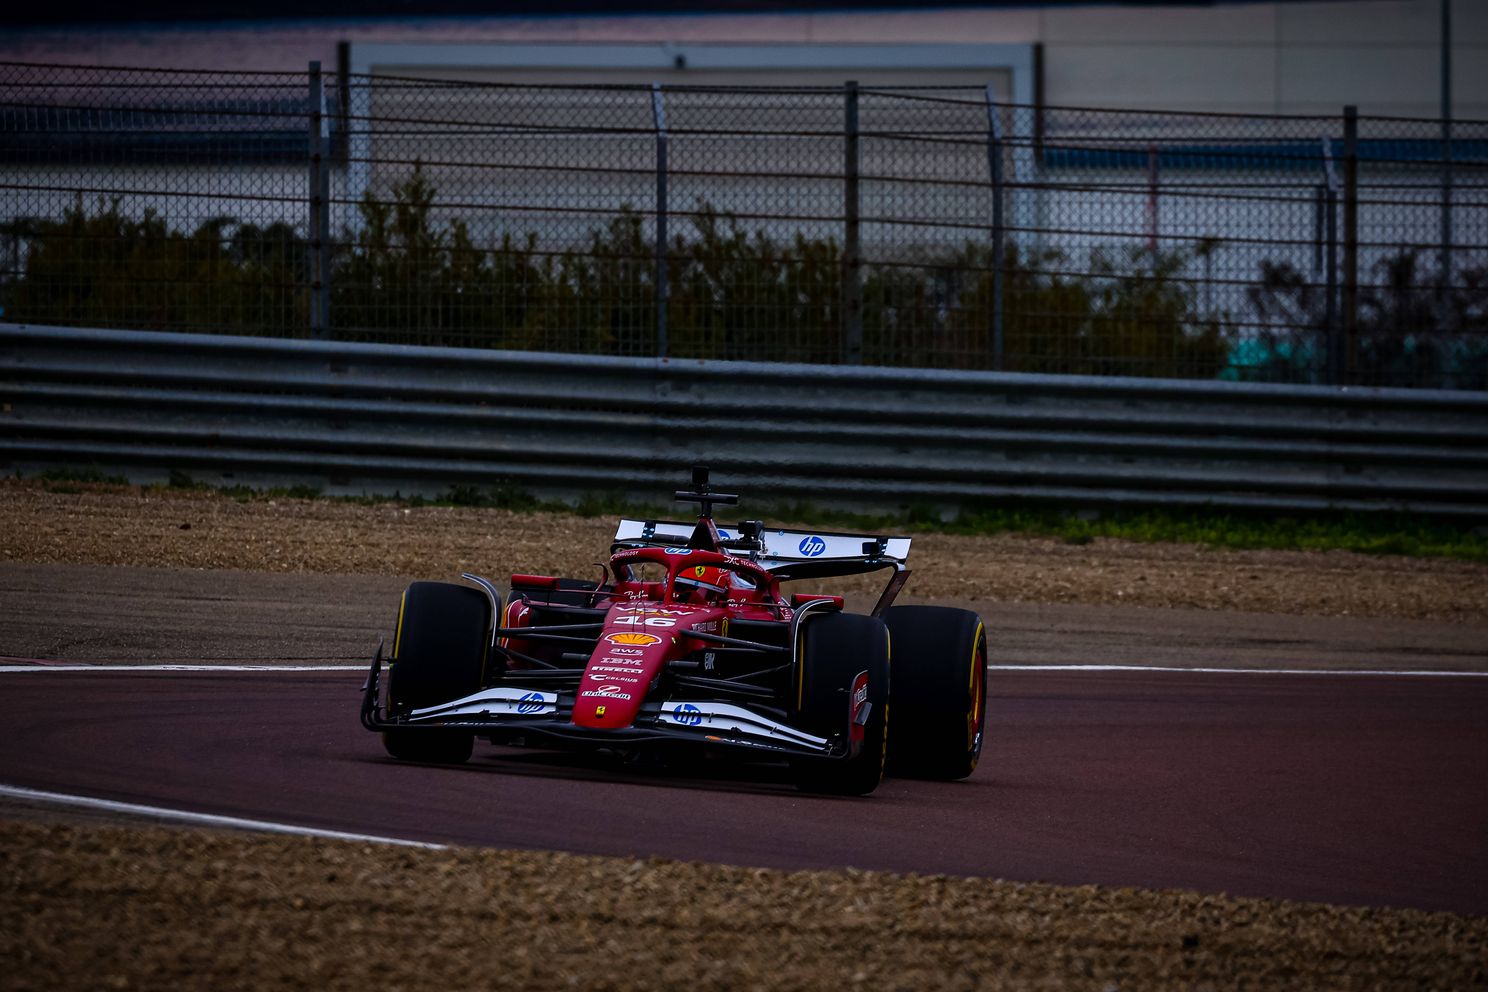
[381,581,493,764]
[883,606,987,781]
[790,612,890,796]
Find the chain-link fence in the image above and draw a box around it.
[2,61,1484,388]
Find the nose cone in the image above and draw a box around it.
[571,605,728,729]
[571,626,670,729]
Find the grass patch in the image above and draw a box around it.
[337,484,544,512]
[442,484,544,512]
[942,503,1488,561]
[165,469,210,490]
[35,466,130,488]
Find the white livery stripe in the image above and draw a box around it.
[409,686,557,720]
[0,783,446,849]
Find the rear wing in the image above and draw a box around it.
[613,518,911,573]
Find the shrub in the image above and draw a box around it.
[1,197,303,334]
[1241,250,1488,388]
[0,172,1237,381]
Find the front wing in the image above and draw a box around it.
[360,650,848,761]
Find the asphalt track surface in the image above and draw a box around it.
[5,562,1486,672]
[2,667,1485,916]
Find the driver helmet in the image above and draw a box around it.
[675,564,729,604]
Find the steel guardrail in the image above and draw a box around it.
[3,323,1486,517]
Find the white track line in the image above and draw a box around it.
[998,664,1488,677]
[0,783,445,849]
[0,662,1483,677]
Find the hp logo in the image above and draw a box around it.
[673,703,703,727]
[799,535,827,558]
[516,691,546,715]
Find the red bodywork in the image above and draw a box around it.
[503,546,800,731]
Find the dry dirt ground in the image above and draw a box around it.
[4,478,1487,624]
[3,479,1487,989]
[3,819,1485,992]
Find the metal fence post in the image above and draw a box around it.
[1342,105,1359,383]
[335,40,351,164]
[1312,183,1325,278]
[651,83,669,359]
[1440,0,1455,334]
[843,81,863,365]
[307,61,330,340]
[984,84,1005,371]
[1029,46,1046,258]
[317,90,331,336]
[1321,137,1341,385]
[1146,145,1160,253]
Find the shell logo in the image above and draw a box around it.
[604,631,662,647]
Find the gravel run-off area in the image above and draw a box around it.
[3,819,1485,992]
[4,479,1487,624]
[3,479,1486,989]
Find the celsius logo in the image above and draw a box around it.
[799,535,827,558]
[673,703,703,727]
[605,632,661,647]
[516,691,546,714]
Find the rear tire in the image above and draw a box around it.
[381,581,493,765]
[790,612,890,796]
[883,606,987,781]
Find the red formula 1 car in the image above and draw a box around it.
[360,468,987,795]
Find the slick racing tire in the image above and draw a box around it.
[790,611,890,797]
[882,606,987,781]
[382,581,494,765]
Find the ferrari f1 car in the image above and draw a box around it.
[360,468,987,795]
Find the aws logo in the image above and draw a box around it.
[604,631,662,647]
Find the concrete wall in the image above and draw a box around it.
[5,2,1482,118]
[1039,1,1487,117]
